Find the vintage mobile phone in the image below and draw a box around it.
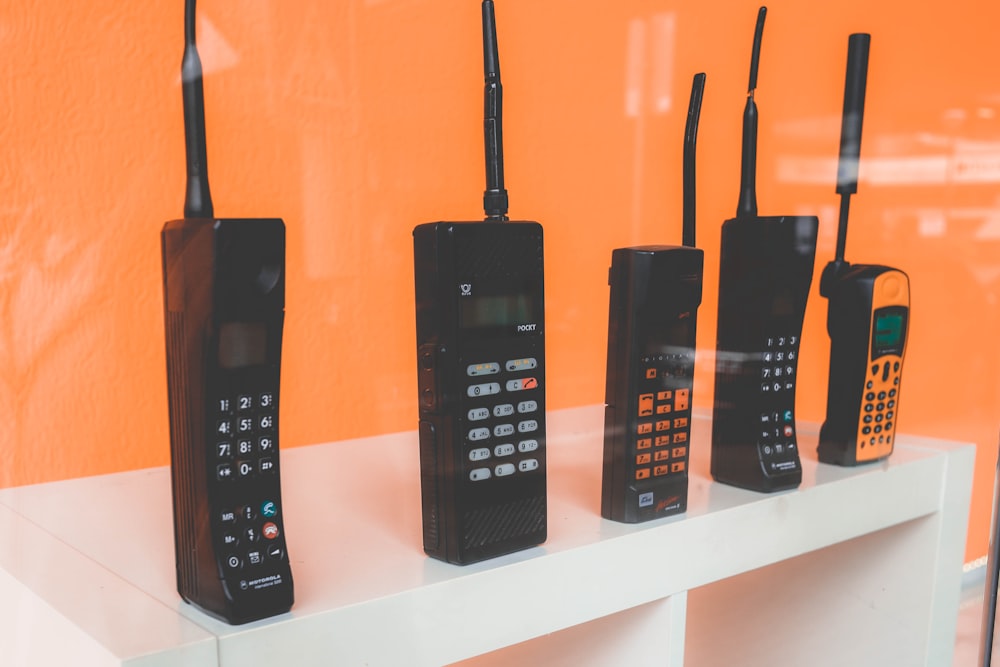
[160,0,292,624]
[818,34,910,466]
[413,0,546,565]
[710,7,819,493]
[602,74,706,523]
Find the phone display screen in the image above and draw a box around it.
[871,306,907,357]
[218,322,268,369]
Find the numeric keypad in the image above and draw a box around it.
[211,381,286,573]
[463,356,543,482]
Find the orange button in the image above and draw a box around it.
[654,450,670,462]
[671,446,687,459]
[636,468,650,480]
[673,432,688,444]
[657,391,672,401]
[638,393,654,417]
[637,437,652,450]
[653,465,669,477]
[656,404,672,414]
[636,453,651,465]
[638,423,652,435]
[673,417,688,429]
[671,461,686,473]
[675,388,690,411]
[656,420,671,432]
[645,368,657,379]
[655,435,671,447]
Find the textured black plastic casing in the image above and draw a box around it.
[711,215,818,492]
[161,217,293,624]
[413,220,546,565]
[602,245,703,522]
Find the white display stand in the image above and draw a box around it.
[0,406,974,666]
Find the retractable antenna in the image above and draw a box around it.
[820,32,870,296]
[182,0,214,219]
[736,6,766,219]
[833,33,871,264]
[682,73,707,248]
[482,0,508,222]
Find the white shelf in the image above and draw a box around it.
[0,406,974,666]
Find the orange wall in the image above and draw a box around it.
[1,0,997,563]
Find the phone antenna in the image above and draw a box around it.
[682,73,706,248]
[482,0,508,222]
[821,33,871,297]
[182,0,214,219]
[736,6,766,218]
[834,33,870,264]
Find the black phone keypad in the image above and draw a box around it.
[757,334,801,474]
[211,385,288,574]
[857,358,901,456]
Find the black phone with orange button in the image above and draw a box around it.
[818,34,910,466]
[160,0,292,624]
[601,73,705,523]
[413,1,546,564]
[709,8,817,493]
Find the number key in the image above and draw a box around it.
[238,395,253,411]
[260,393,274,408]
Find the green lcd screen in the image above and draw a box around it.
[460,294,536,329]
[871,307,907,357]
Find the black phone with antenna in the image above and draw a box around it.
[601,74,706,523]
[160,0,292,624]
[413,0,545,565]
[818,34,909,466]
[710,6,819,493]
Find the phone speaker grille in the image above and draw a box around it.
[462,494,545,550]
[166,311,199,599]
[455,228,542,280]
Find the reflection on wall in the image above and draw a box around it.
[625,13,677,236]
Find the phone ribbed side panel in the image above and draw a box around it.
[418,423,439,550]
[462,495,545,550]
[166,310,199,600]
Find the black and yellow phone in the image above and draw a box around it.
[818,33,910,466]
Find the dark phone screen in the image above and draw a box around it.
[460,294,537,329]
[219,322,267,369]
